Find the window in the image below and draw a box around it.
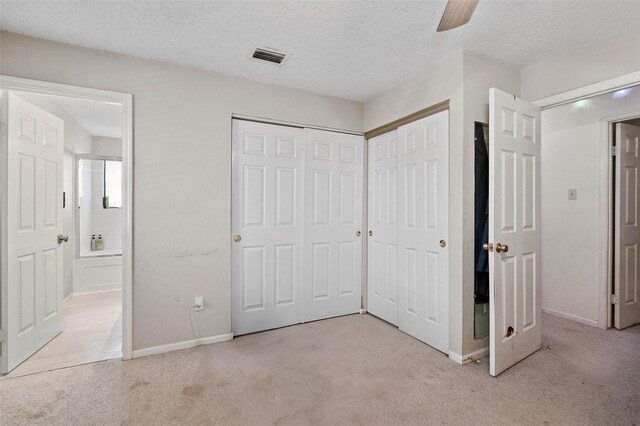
[103,160,122,208]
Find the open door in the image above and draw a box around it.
[1,93,65,374]
[488,88,541,376]
[614,122,640,329]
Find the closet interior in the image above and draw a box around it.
[474,121,490,339]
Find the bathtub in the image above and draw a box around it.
[73,252,122,294]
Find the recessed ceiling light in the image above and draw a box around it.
[612,88,633,99]
[252,48,287,65]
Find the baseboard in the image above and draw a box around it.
[449,346,489,365]
[542,307,599,328]
[131,333,234,359]
[63,292,74,302]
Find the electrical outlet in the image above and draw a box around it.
[568,188,577,200]
[194,297,204,311]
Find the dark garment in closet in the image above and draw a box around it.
[474,122,490,302]
[474,123,489,272]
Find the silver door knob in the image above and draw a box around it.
[233,235,241,243]
[57,234,69,244]
[356,231,361,237]
[368,230,373,236]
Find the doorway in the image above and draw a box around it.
[539,82,640,332]
[611,116,640,329]
[0,77,133,376]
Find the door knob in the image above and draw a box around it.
[483,243,493,252]
[439,240,446,248]
[233,235,241,243]
[495,243,509,253]
[368,230,373,236]
[356,231,361,237]
[57,234,69,244]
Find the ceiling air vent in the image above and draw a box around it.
[252,48,286,65]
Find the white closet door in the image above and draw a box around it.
[231,120,304,335]
[397,111,449,354]
[303,129,363,322]
[367,130,399,326]
[3,93,64,374]
[488,88,541,376]
[614,122,640,329]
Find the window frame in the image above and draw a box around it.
[103,159,123,209]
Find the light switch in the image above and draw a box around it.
[568,189,577,200]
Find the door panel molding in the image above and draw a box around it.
[489,88,542,377]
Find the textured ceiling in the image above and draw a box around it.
[2,1,640,101]
[52,96,122,138]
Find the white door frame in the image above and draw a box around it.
[534,71,640,330]
[0,75,134,360]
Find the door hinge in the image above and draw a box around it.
[610,294,619,305]
[612,146,618,156]
[0,329,6,343]
[0,122,7,137]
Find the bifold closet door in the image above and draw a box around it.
[397,110,449,354]
[231,120,304,335]
[303,129,364,322]
[367,130,399,326]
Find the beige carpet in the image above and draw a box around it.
[2,290,122,379]
[0,313,638,425]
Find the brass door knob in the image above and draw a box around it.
[483,243,493,252]
[368,230,373,236]
[356,231,361,237]
[439,240,446,248]
[233,235,241,243]
[495,243,509,253]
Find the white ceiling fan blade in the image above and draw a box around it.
[437,0,479,32]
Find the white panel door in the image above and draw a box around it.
[2,93,64,374]
[488,88,542,376]
[397,111,449,354]
[303,129,363,322]
[615,122,640,329]
[367,130,399,326]
[231,120,304,335]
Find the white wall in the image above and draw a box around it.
[91,136,122,157]
[461,52,520,358]
[363,50,520,362]
[364,50,466,359]
[0,31,364,352]
[11,91,93,299]
[541,86,640,327]
[521,26,640,102]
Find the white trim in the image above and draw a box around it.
[231,113,364,136]
[132,333,234,359]
[0,75,134,361]
[542,307,599,328]
[449,347,489,365]
[533,71,640,109]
